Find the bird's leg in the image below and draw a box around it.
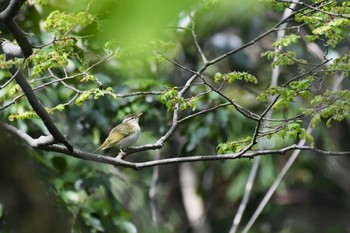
[116,148,127,159]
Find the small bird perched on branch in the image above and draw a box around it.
[95,113,142,155]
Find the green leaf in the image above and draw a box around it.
[217,136,252,154]
[56,104,65,111]
[188,97,199,111]
[75,91,92,106]
[310,114,321,128]
[45,10,94,36]
[214,72,223,83]
[273,34,300,48]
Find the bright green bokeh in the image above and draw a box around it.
[92,0,200,49]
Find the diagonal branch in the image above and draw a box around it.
[8,64,73,151]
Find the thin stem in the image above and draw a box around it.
[0,66,20,89]
[190,14,208,64]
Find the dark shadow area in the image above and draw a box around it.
[0,128,71,233]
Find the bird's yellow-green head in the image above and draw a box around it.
[122,113,142,123]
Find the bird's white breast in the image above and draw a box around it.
[116,122,140,148]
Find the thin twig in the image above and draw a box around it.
[177,102,231,123]
[116,91,163,98]
[48,69,82,93]
[199,76,260,122]
[190,14,208,64]
[0,66,20,89]
[277,0,350,19]
[156,51,197,75]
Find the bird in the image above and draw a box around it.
[95,113,142,153]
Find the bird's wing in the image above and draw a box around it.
[95,124,131,151]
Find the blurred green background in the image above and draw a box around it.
[1,0,350,232]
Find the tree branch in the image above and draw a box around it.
[0,120,55,148]
[2,119,349,170]
[0,0,25,20]
[0,0,32,58]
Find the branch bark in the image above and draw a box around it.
[0,0,32,58]
[1,120,349,170]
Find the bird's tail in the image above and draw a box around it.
[93,139,110,153]
[93,145,104,153]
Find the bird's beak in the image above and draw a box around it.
[137,113,143,118]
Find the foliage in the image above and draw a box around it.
[1,0,350,232]
[304,90,350,128]
[214,71,258,84]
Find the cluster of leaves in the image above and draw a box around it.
[261,50,307,68]
[261,33,306,68]
[29,48,70,75]
[159,88,199,111]
[0,54,23,69]
[1,9,109,122]
[7,83,21,95]
[149,40,177,64]
[275,121,314,145]
[257,76,315,110]
[327,52,350,76]
[264,0,291,11]
[75,87,117,106]
[272,34,300,48]
[150,40,176,50]
[8,110,38,121]
[217,120,314,155]
[26,9,95,76]
[8,103,68,121]
[217,136,252,154]
[41,155,137,232]
[295,2,350,47]
[304,90,350,128]
[45,10,95,36]
[214,71,258,84]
